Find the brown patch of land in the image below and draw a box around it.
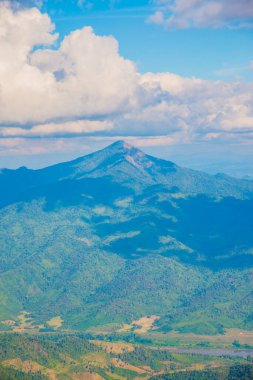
[91,340,134,354]
[47,316,63,329]
[71,372,104,380]
[111,358,148,374]
[106,372,125,380]
[3,358,57,380]
[12,311,33,332]
[117,324,132,333]
[1,320,15,326]
[82,352,108,368]
[119,315,160,334]
[132,315,160,334]
[0,311,46,333]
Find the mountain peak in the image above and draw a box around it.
[106,140,137,153]
[99,140,146,162]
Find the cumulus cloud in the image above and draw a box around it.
[116,72,253,144]
[0,2,253,156]
[149,0,253,29]
[0,3,138,125]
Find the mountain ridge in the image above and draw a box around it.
[1,140,253,205]
[0,140,253,334]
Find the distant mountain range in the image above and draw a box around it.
[0,141,253,335]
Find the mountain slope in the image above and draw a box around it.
[1,141,253,207]
[0,141,253,334]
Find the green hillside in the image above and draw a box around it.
[0,141,253,335]
[0,333,252,380]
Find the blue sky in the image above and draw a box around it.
[0,0,253,176]
[43,0,253,81]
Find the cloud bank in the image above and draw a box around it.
[0,2,253,157]
[149,0,253,29]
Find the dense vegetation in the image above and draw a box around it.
[150,364,253,379]
[0,333,252,380]
[0,141,253,335]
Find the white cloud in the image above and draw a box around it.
[0,137,89,156]
[140,72,204,95]
[0,3,138,124]
[149,0,253,29]
[0,2,253,157]
[120,72,253,141]
[0,120,113,137]
[148,11,165,25]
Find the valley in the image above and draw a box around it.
[1,141,253,378]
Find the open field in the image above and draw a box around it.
[92,340,135,354]
[0,333,253,380]
[47,316,63,329]
[118,316,160,334]
[143,328,253,348]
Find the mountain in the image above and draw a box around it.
[0,141,253,335]
[1,141,253,207]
